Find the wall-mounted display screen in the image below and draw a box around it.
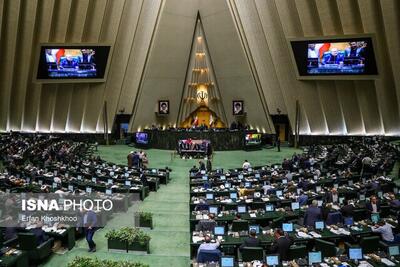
[289,36,378,79]
[36,44,111,82]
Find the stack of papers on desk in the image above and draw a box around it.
[249,213,257,218]
[192,236,204,243]
[309,231,322,238]
[296,231,311,239]
[330,228,350,235]
[381,258,396,266]
[358,261,374,267]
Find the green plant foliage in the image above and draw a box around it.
[139,211,152,221]
[105,227,151,245]
[67,257,149,267]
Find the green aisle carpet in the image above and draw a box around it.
[42,146,301,267]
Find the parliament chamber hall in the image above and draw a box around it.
[1,0,400,267]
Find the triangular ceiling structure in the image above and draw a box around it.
[129,0,275,133]
[177,14,227,127]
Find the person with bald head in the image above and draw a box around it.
[322,47,344,65]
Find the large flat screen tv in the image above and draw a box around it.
[289,35,378,79]
[35,44,111,83]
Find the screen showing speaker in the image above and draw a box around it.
[290,36,378,78]
[36,44,111,82]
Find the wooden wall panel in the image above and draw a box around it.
[82,0,125,132]
[358,0,398,133]
[52,0,90,132]
[0,0,21,131]
[380,0,400,132]
[22,0,56,132]
[37,0,72,131]
[8,0,38,131]
[97,0,143,132]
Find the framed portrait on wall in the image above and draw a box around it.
[232,100,244,115]
[158,100,169,114]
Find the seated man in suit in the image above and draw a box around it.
[340,199,355,218]
[325,188,339,204]
[195,198,209,212]
[30,221,49,245]
[198,214,216,232]
[304,200,322,227]
[240,229,260,250]
[366,195,381,214]
[270,229,293,261]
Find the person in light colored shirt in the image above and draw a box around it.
[197,235,220,254]
[242,160,251,170]
[371,221,394,242]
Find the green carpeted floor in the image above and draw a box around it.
[42,146,301,267]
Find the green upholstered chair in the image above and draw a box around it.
[360,236,380,253]
[231,220,249,232]
[241,247,264,262]
[288,245,307,260]
[315,239,337,257]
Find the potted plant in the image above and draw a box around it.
[105,229,129,252]
[105,227,151,253]
[137,211,153,229]
[126,227,151,253]
[67,256,149,267]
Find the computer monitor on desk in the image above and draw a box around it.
[237,205,247,213]
[349,247,363,261]
[206,193,214,200]
[214,226,225,236]
[315,221,325,230]
[344,217,354,227]
[389,245,400,256]
[209,206,218,215]
[291,202,300,211]
[249,225,260,234]
[265,204,274,212]
[308,251,322,265]
[220,256,235,267]
[266,255,279,266]
[230,192,238,200]
[371,213,380,223]
[282,223,293,232]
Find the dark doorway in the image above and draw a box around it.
[113,114,131,140]
[270,115,291,142]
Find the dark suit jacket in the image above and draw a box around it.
[340,204,355,218]
[270,236,293,261]
[30,228,48,245]
[366,202,381,213]
[325,192,339,203]
[240,236,260,249]
[304,206,322,227]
